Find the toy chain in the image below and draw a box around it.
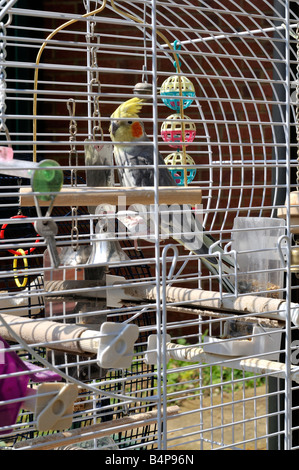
[67,98,79,251]
[67,98,78,188]
[88,30,104,140]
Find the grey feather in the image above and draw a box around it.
[113,139,177,187]
[112,133,235,293]
[85,140,115,214]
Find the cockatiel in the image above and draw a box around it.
[109,97,235,293]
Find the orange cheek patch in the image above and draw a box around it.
[131,122,143,138]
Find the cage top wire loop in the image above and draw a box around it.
[0,0,14,24]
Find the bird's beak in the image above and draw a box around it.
[110,121,119,136]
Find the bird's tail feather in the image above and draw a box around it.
[200,257,235,294]
[174,238,236,293]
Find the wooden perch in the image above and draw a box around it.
[45,277,293,322]
[163,342,299,384]
[14,405,180,450]
[239,357,299,382]
[44,280,106,301]
[19,185,202,207]
[0,313,99,355]
[126,283,290,321]
[1,281,289,358]
[165,305,283,328]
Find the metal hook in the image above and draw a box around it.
[67,98,76,118]
[142,65,149,84]
[0,123,12,146]
[281,23,298,40]
[92,124,104,141]
[0,0,16,23]
[4,13,12,27]
[162,244,179,281]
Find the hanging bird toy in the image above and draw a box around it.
[164,151,197,186]
[160,41,196,186]
[160,75,196,111]
[161,113,196,148]
[160,41,195,111]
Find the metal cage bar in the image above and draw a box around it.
[0,0,297,452]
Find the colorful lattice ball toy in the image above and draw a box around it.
[160,75,195,111]
[164,151,196,186]
[161,114,196,148]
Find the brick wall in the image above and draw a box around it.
[39,0,276,233]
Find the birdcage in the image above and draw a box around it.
[0,0,298,453]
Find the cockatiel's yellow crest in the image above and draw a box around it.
[111,97,144,120]
[109,97,145,142]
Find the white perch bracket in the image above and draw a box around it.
[24,383,79,432]
[80,322,140,369]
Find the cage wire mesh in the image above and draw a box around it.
[0,0,298,452]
